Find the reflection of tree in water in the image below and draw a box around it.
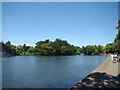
[71,72,120,89]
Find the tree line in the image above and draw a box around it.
[0,20,120,56]
[0,39,79,56]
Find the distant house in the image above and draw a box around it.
[16,45,23,48]
[16,45,34,48]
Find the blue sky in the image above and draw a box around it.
[2,2,118,47]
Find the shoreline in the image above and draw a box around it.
[70,56,120,89]
[92,56,119,76]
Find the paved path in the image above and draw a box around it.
[92,56,119,76]
[70,56,120,89]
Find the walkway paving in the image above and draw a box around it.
[70,56,120,89]
[92,56,119,76]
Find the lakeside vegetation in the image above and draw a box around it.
[0,20,120,56]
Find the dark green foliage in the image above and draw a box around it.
[16,47,23,55]
[33,38,77,56]
[114,20,120,54]
[75,46,81,55]
[22,44,31,54]
[116,19,120,30]
[81,45,104,55]
[1,20,120,56]
[104,43,114,54]
[105,19,120,54]
[0,41,17,56]
[28,48,40,55]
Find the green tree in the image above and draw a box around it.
[6,41,11,46]
[96,45,104,55]
[105,43,115,54]
[114,19,120,54]
[35,39,78,56]
[1,41,17,56]
[75,46,81,55]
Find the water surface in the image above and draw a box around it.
[2,55,107,88]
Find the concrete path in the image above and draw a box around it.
[92,56,119,76]
[70,56,120,89]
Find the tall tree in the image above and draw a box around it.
[114,20,120,54]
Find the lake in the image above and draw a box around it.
[2,55,107,88]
